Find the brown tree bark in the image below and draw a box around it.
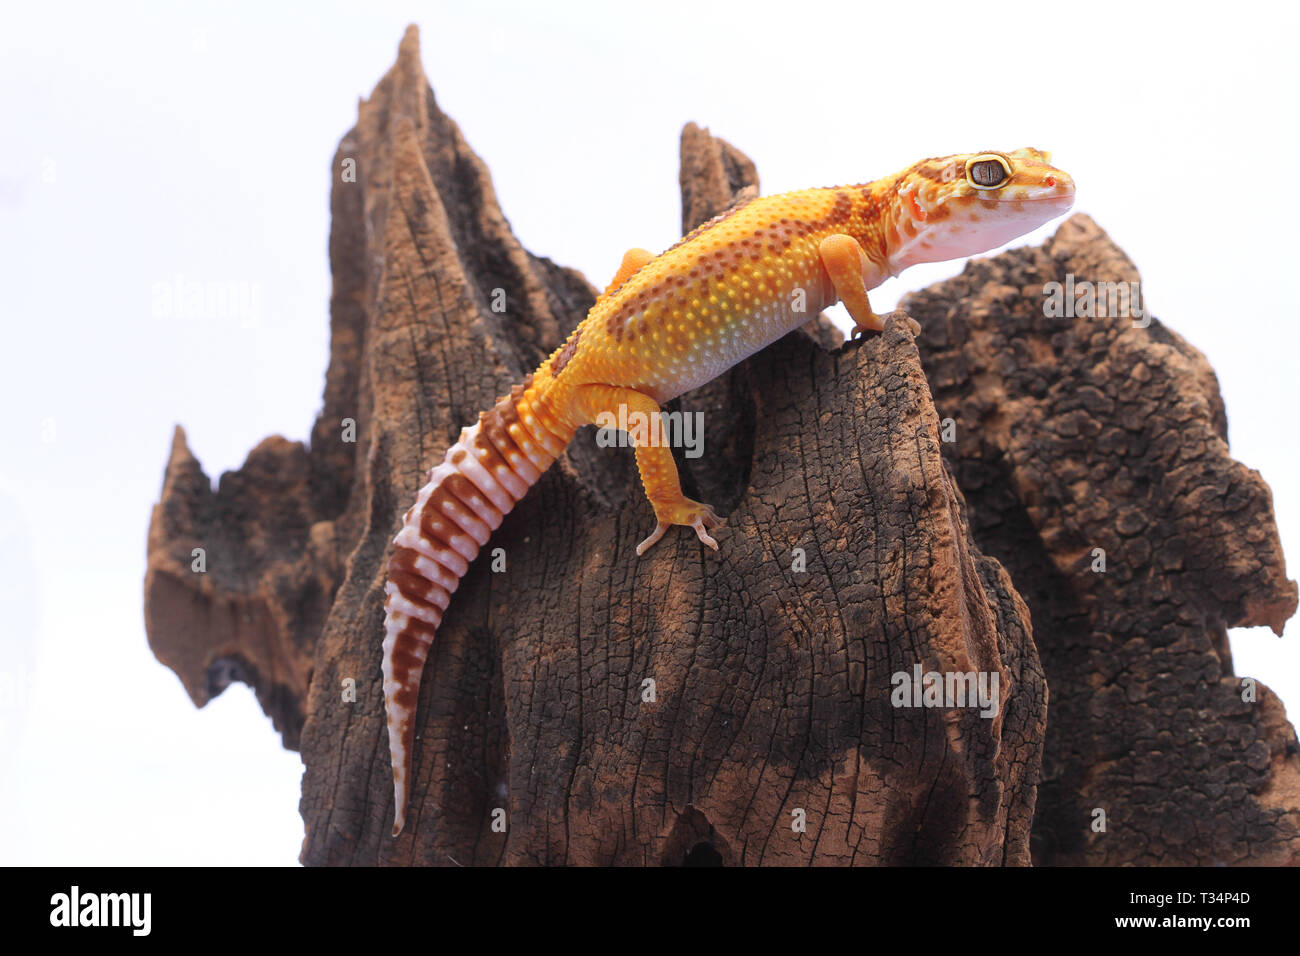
[144,26,1296,865]
[904,218,1300,864]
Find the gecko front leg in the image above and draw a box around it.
[598,248,655,304]
[572,384,724,556]
[818,234,885,338]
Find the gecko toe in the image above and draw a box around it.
[691,517,720,550]
[636,521,670,556]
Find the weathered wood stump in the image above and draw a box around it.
[144,26,1297,865]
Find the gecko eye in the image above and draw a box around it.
[965,155,1011,189]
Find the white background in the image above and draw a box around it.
[1,1,1296,865]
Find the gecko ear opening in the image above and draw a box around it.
[965,154,1012,189]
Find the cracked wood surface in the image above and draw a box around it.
[143,25,1295,866]
[904,218,1300,864]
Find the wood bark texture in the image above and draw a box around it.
[143,26,1297,865]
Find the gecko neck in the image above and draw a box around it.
[839,183,902,285]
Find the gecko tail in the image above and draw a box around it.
[381,374,570,837]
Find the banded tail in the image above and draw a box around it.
[382,371,572,836]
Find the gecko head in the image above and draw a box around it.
[887,148,1075,272]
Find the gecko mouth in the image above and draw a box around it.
[983,192,1075,203]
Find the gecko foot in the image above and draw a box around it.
[850,312,887,339]
[636,500,725,556]
[853,310,920,339]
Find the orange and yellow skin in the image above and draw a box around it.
[518,147,1075,554]
[381,148,1074,834]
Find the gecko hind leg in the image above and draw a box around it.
[572,384,726,557]
[636,501,724,556]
